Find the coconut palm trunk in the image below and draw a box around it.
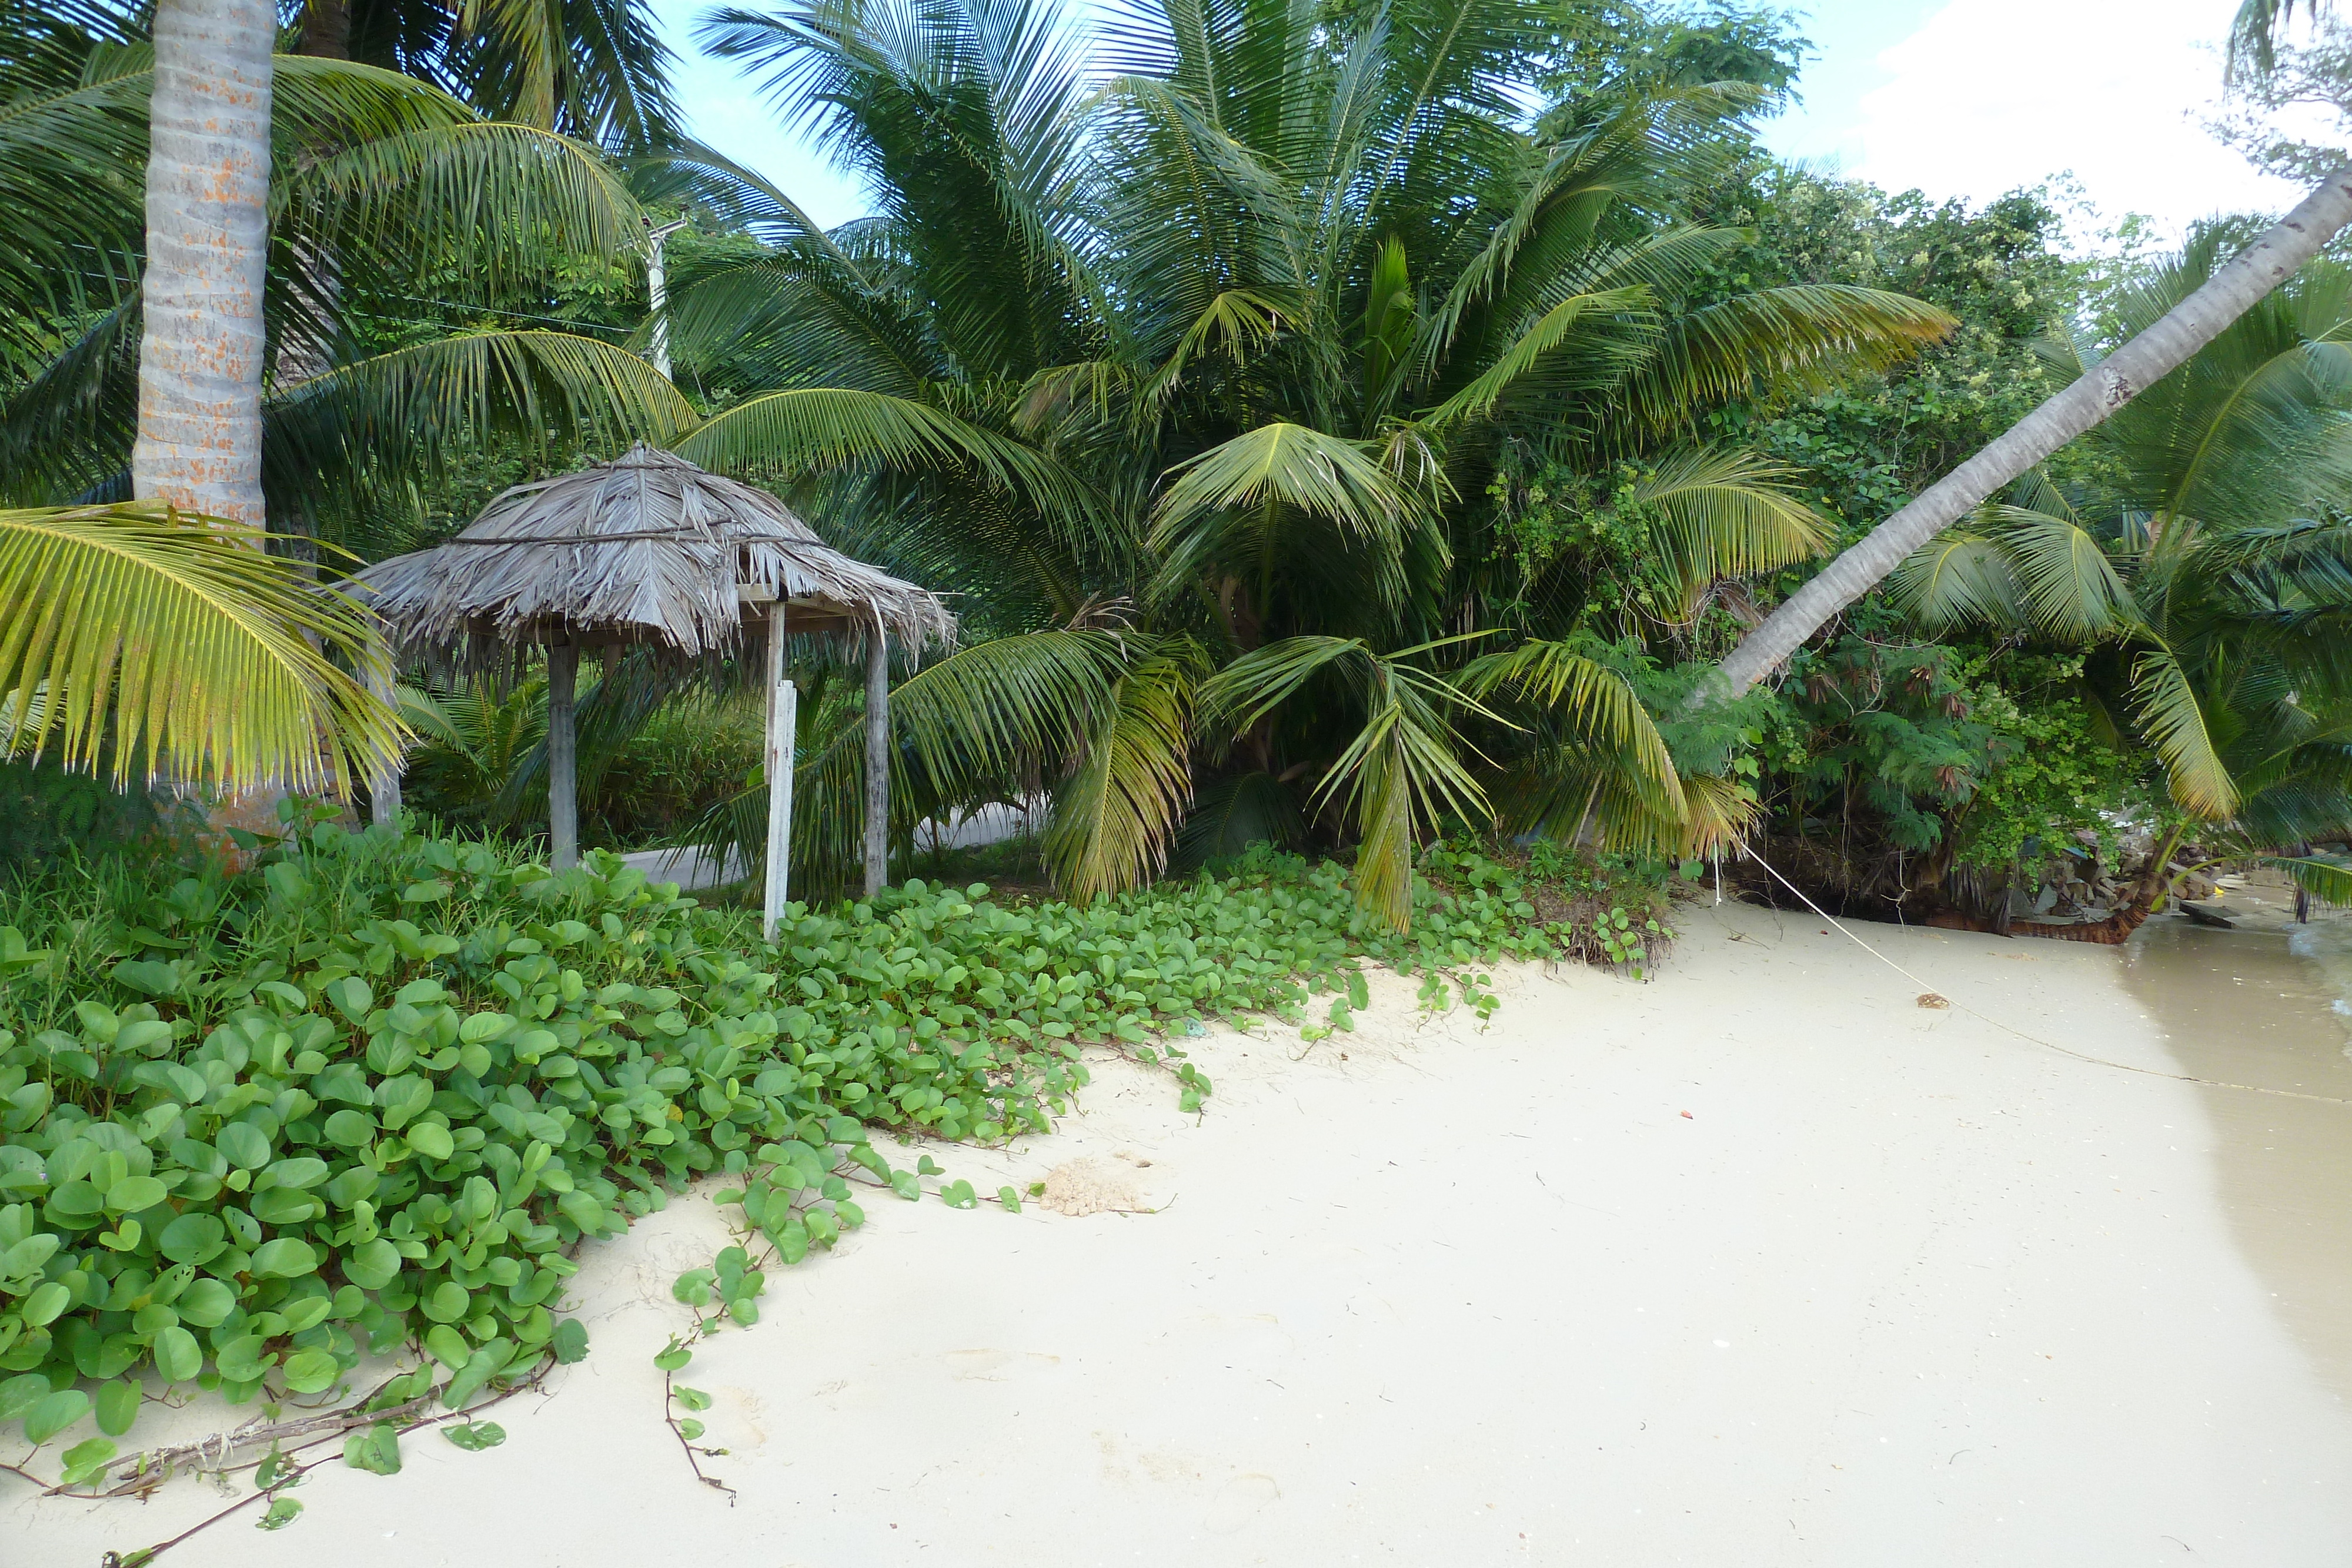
[134,0,276,527]
[1705,165,2352,701]
[136,0,284,832]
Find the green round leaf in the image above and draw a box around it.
[262,1157,329,1190]
[420,1281,470,1323]
[249,1187,321,1225]
[550,1318,589,1365]
[249,1238,319,1279]
[58,1435,116,1486]
[323,1108,377,1148]
[152,1325,203,1383]
[24,1388,90,1443]
[459,1011,514,1044]
[280,1349,341,1395]
[0,1375,51,1423]
[93,1378,140,1436]
[323,975,372,1022]
[216,1123,270,1170]
[21,1281,69,1327]
[342,1238,402,1290]
[175,1278,236,1328]
[406,1122,456,1162]
[343,1421,402,1476]
[442,1420,506,1451]
[158,1212,227,1265]
[103,1175,168,1213]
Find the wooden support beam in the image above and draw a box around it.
[864,624,890,897]
[365,661,402,829]
[762,607,797,942]
[547,641,579,871]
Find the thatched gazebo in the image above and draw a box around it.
[355,444,954,936]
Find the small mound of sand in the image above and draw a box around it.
[1040,1156,1143,1216]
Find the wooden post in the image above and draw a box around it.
[365,660,402,829]
[863,621,889,897]
[546,641,579,871]
[763,607,797,942]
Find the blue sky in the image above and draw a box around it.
[650,0,2304,237]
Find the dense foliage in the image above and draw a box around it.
[0,814,1665,1476]
[643,0,1952,921]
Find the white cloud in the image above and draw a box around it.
[1843,0,2306,235]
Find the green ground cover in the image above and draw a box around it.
[0,813,1668,1487]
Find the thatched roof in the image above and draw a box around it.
[352,444,954,666]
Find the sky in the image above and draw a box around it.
[649,0,2311,239]
[1762,0,2308,236]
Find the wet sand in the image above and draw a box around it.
[17,902,2352,1565]
[2124,905,2352,1403]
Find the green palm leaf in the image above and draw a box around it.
[1425,286,1655,426]
[1458,637,1683,820]
[0,503,400,791]
[1886,525,2023,631]
[1204,636,1494,928]
[1993,506,2137,640]
[2130,644,2240,819]
[678,389,1101,537]
[1148,423,1425,609]
[1044,645,1201,900]
[1623,446,1828,611]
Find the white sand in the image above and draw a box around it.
[20,902,2352,1565]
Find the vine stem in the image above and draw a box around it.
[659,1348,738,1505]
[107,1355,559,1566]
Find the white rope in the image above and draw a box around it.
[1738,841,2352,1109]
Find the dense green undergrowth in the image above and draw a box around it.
[0,818,1668,1486]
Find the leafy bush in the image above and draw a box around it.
[0,818,1659,1482]
[0,758,183,868]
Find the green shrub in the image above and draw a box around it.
[0,818,1659,1476]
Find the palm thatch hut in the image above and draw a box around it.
[353,444,954,935]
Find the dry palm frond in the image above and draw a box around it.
[351,444,955,668]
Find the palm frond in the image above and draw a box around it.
[0,503,400,791]
[1887,524,2023,633]
[1044,644,1201,899]
[1204,635,1494,928]
[2258,851,2352,906]
[1148,422,1425,608]
[1424,285,1655,426]
[1458,636,1683,820]
[1623,285,1956,433]
[1623,446,1827,611]
[1994,506,2137,640]
[2130,644,2240,820]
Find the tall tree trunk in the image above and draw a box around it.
[135,0,275,528]
[298,0,350,59]
[1704,165,2352,702]
[136,0,281,841]
[863,628,890,897]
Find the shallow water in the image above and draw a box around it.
[2124,911,2352,1403]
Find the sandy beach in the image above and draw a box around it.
[19,900,2352,1566]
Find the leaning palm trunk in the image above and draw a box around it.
[134,0,275,526]
[1705,165,2352,700]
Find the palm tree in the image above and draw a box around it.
[1889,228,2352,898]
[657,0,1952,924]
[286,0,683,151]
[1,2,693,801]
[2,12,694,529]
[1703,0,2352,703]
